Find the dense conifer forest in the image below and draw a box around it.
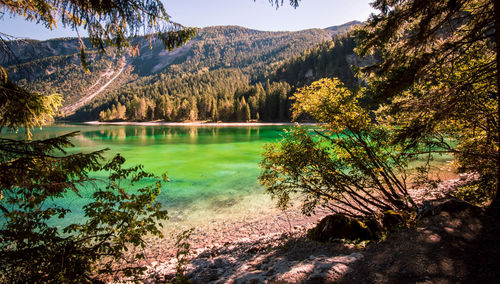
[6,24,361,122]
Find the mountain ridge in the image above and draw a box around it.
[5,21,361,120]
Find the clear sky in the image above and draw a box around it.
[0,0,375,40]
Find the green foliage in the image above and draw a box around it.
[355,0,498,191]
[1,0,196,57]
[1,0,196,128]
[0,77,62,139]
[292,78,370,131]
[161,26,331,81]
[272,34,359,90]
[6,25,337,121]
[0,1,192,281]
[455,176,496,205]
[5,24,363,124]
[0,66,61,138]
[76,69,294,122]
[0,133,169,282]
[260,78,417,218]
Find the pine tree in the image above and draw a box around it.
[0,0,194,281]
[189,97,199,121]
[245,103,251,121]
[117,102,126,120]
[211,97,218,121]
[146,105,154,120]
[154,97,166,120]
[356,0,499,201]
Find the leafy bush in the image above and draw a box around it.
[260,78,419,219]
[0,133,168,282]
[455,175,496,205]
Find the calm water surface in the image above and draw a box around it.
[11,124,296,228]
[4,124,455,230]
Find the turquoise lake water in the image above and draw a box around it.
[6,124,296,228]
[2,123,455,231]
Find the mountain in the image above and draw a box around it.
[271,35,358,89]
[5,22,362,122]
[324,20,363,35]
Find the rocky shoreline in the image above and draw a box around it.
[144,227,365,283]
[116,173,477,283]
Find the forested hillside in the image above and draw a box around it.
[271,34,360,89]
[7,23,362,122]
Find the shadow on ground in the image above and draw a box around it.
[145,199,499,283]
[146,227,363,283]
[463,200,500,283]
[339,200,488,283]
[185,230,363,283]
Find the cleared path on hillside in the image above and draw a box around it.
[61,58,126,115]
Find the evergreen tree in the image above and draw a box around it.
[0,0,194,281]
[356,0,500,201]
[154,97,166,120]
[146,105,154,120]
[211,97,218,121]
[189,96,199,121]
[245,103,251,121]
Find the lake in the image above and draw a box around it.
[3,123,456,235]
[10,124,297,231]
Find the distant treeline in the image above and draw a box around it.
[72,69,291,121]
[69,34,359,122]
[9,25,361,122]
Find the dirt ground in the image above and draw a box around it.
[140,198,499,283]
[341,201,489,283]
[133,174,500,283]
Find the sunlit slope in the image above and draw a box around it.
[6,22,361,119]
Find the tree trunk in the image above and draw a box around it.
[495,0,500,205]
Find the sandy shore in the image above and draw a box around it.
[84,120,317,127]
